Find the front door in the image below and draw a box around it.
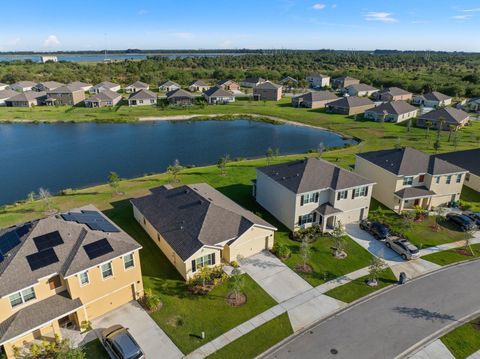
[414,199,420,206]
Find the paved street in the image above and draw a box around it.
[263,259,480,359]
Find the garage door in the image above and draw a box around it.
[85,284,135,320]
[229,236,267,261]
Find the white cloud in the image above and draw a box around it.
[461,8,480,12]
[44,35,60,47]
[312,3,326,10]
[365,12,398,23]
[452,14,472,20]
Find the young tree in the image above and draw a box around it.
[38,187,52,212]
[368,255,387,287]
[108,171,121,194]
[425,120,432,142]
[401,210,415,232]
[406,119,412,132]
[299,236,311,271]
[317,142,325,158]
[274,148,281,158]
[447,124,455,142]
[464,229,476,256]
[229,267,245,303]
[167,159,183,183]
[217,154,230,176]
[265,147,274,165]
[332,221,347,258]
[433,138,441,153]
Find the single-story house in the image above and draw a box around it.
[306,74,330,88]
[45,86,86,106]
[131,184,277,280]
[458,98,480,113]
[253,81,283,101]
[33,81,64,92]
[331,76,360,90]
[125,81,149,93]
[203,86,235,104]
[166,88,194,106]
[326,96,375,115]
[417,107,470,131]
[279,76,299,87]
[240,77,266,88]
[84,89,122,108]
[127,89,157,106]
[412,91,452,108]
[291,90,338,109]
[5,91,47,107]
[435,148,480,193]
[364,101,418,123]
[188,80,210,92]
[217,79,240,92]
[344,83,379,97]
[159,80,181,92]
[0,83,8,91]
[373,87,413,102]
[89,81,121,94]
[67,81,93,92]
[0,89,18,106]
[9,81,37,92]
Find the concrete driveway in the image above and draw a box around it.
[92,301,183,359]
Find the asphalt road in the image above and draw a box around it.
[264,259,480,359]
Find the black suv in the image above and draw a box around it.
[463,211,480,228]
[446,213,477,232]
[359,220,390,240]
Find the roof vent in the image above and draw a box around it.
[282,176,286,180]
[180,225,184,230]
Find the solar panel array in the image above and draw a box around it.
[61,210,120,233]
[33,231,64,251]
[26,248,59,271]
[0,224,32,263]
[83,238,114,260]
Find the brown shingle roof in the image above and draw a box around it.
[419,107,469,125]
[166,88,194,99]
[128,89,157,100]
[86,89,121,103]
[346,83,378,92]
[327,96,374,108]
[366,101,417,115]
[293,91,337,103]
[254,81,282,90]
[377,87,411,96]
[423,91,452,102]
[394,186,436,199]
[204,86,233,98]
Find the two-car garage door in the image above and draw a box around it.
[85,284,136,320]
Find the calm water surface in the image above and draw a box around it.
[0,120,356,205]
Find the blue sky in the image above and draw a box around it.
[1,0,479,52]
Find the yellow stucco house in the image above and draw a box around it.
[0,205,143,358]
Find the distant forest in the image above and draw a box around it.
[1,51,480,97]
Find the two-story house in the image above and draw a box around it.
[0,205,143,358]
[254,158,375,232]
[355,147,467,213]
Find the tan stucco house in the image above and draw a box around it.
[326,96,375,116]
[364,101,418,123]
[306,74,330,88]
[344,83,379,97]
[127,89,157,106]
[89,81,121,94]
[217,79,240,92]
[188,80,210,93]
[412,91,452,108]
[331,76,360,90]
[85,89,122,108]
[125,81,149,94]
[435,149,480,194]
[355,147,467,213]
[291,91,338,109]
[373,87,413,102]
[45,86,86,106]
[254,158,375,232]
[131,184,276,280]
[166,88,194,106]
[417,107,470,131]
[0,205,143,358]
[253,81,283,101]
[5,91,47,107]
[203,86,235,104]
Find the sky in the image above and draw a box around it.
[0,0,479,52]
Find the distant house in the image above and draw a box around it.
[89,81,121,94]
[306,74,330,88]
[5,91,47,107]
[159,80,181,92]
[127,89,157,107]
[217,79,240,92]
[373,87,413,102]
[326,96,375,115]
[125,81,149,94]
[67,81,93,92]
[412,91,452,108]
[279,76,299,87]
[85,89,122,108]
[240,76,266,88]
[435,148,480,193]
[291,91,338,109]
[331,76,360,90]
[9,81,37,92]
[166,88,194,106]
[253,81,283,101]
[344,83,379,97]
[458,97,480,113]
[364,101,418,123]
[188,80,210,93]
[33,81,64,92]
[0,83,9,91]
[45,86,86,106]
[417,107,470,131]
[40,55,58,63]
[203,86,235,104]
[0,89,18,106]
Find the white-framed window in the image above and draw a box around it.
[435,176,441,184]
[456,174,463,183]
[446,175,452,184]
[337,190,348,200]
[299,213,316,225]
[403,176,413,186]
[302,192,318,205]
[9,287,36,308]
[192,253,215,272]
[101,262,113,279]
[353,186,368,199]
[79,271,89,286]
[123,253,134,270]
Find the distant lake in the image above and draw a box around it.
[0,120,356,205]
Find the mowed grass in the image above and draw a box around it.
[422,243,480,266]
[461,186,480,212]
[206,313,293,359]
[441,317,480,359]
[83,339,109,359]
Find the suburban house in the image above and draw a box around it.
[0,205,143,358]
[326,96,375,115]
[291,91,338,109]
[417,107,470,131]
[125,81,149,94]
[217,79,240,92]
[5,91,47,107]
[364,101,418,123]
[33,81,64,92]
[84,89,122,108]
[158,80,181,92]
[166,88,194,106]
[203,86,235,104]
[0,83,8,91]
[0,89,18,106]
[435,149,480,193]
[254,158,374,232]
[240,76,266,88]
[373,87,413,102]
[458,97,480,113]
[67,81,93,92]
[279,76,299,87]
[253,81,283,101]
[40,55,58,63]
[188,80,210,92]
[9,81,37,92]
[344,83,379,97]
[412,91,453,108]
[127,89,157,106]
[331,76,360,90]
[131,184,276,280]
[45,86,86,106]
[89,81,121,94]
[306,74,330,88]
[355,147,467,213]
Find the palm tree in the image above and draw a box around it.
[447,124,456,142]
[425,120,432,141]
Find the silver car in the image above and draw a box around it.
[102,325,145,359]
[385,237,420,260]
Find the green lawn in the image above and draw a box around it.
[325,268,398,303]
[441,317,480,359]
[206,313,293,359]
[83,339,109,359]
[422,244,480,266]
[461,186,480,212]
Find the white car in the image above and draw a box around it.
[385,237,420,260]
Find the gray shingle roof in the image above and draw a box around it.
[128,89,157,100]
[257,158,374,194]
[377,87,411,96]
[217,79,238,87]
[47,85,82,94]
[166,88,194,99]
[394,186,436,199]
[189,80,209,87]
[6,91,46,102]
[159,80,180,88]
[68,81,92,90]
[419,107,469,125]
[11,81,36,88]
[435,148,480,177]
[86,89,121,103]
[327,96,374,108]
[357,147,466,176]
[243,77,265,83]
[254,81,282,90]
[333,76,358,82]
[204,86,233,98]
[36,81,64,89]
[131,184,275,261]
[346,83,378,92]
[92,81,119,90]
[423,91,451,102]
[317,203,342,216]
[127,81,149,89]
[366,101,417,115]
[0,89,18,100]
[293,91,337,103]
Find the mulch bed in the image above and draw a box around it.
[188,284,215,295]
[295,264,313,273]
[454,248,475,257]
[225,292,247,307]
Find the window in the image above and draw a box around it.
[435,176,441,184]
[446,175,452,184]
[101,262,113,279]
[403,176,413,186]
[192,253,215,273]
[419,175,425,182]
[79,271,89,286]
[352,186,368,199]
[298,213,316,225]
[456,174,463,183]
[301,192,318,205]
[9,287,36,308]
[123,253,134,270]
[337,190,348,200]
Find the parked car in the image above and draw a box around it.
[359,220,390,240]
[446,213,477,232]
[385,236,420,260]
[102,325,145,359]
[463,211,480,228]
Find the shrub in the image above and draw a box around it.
[230,260,239,268]
[143,288,162,312]
[272,242,291,259]
[290,225,321,243]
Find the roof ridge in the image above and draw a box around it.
[61,227,88,276]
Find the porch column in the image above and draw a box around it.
[321,215,327,232]
[52,320,62,340]
[398,199,404,212]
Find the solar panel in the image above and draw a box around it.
[97,221,119,233]
[15,223,32,238]
[86,222,103,231]
[26,248,59,271]
[0,253,4,263]
[0,230,21,256]
[83,238,113,260]
[33,231,64,251]
[62,211,120,233]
